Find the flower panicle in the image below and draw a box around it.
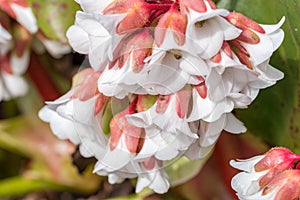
[39,0,285,194]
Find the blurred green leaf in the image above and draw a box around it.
[0,116,101,197]
[28,0,80,43]
[217,0,300,151]
[166,155,210,187]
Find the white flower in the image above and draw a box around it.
[66,11,125,70]
[185,112,246,160]
[230,148,298,199]
[126,91,198,161]
[0,24,29,101]
[139,49,208,95]
[185,4,241,59]
[0,1,37,33]
[0,24,12,55]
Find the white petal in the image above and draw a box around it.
[10,50,30,75]
[224,113,247,134]
[187,88,215,122]
[2,72,28,98]
[229,155,264,172]
[66,25,90,54]
[260,17,285,34]
[11,4,37,33]
[231,171,266,196]
[94,148,131,172]
[75,0,113,13]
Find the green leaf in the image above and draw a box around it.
[166,154,210,186]
[217,0,300,151]
[28,0,80,43]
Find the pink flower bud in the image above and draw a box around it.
[110,99,145,153]
[154,4,187,46]
[262,170,300,200]
[123,30,153,73]
[103,0,151,34]
[175,85,192,118]
[194,76,207,99]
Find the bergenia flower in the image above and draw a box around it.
[230,147,300,200]
[40,0,286,194]
[0,0,37,33]
[0,21,30,101]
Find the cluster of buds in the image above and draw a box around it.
[0,0,37,101]
[39,0,285,193]
[231,148,300,200]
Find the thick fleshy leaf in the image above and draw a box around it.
[28,0,80,43]
[217,0,300,152]
[165,156,210,187]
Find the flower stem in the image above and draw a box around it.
[27,52,61,101]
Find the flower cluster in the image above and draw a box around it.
[231,147,300,200]
[0,0,37,101]
[39,0,284,193]
[0,0,72,101]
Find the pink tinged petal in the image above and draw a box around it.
[156,95,171,114]
[180,0,207,13]
[109,111,126,151]
[263,170,300,200]
[155,5,187,46]
[224,113,246,134]
[210,52,222,63]
[238,29,260,44]
[66,25,90,54]
[134,135,159,160]
[254,147,294,172]
[11,4,37,33]
[123,30,153,73]
[215,16,242,41]
[124,128,145,154]
[226,12,265,34]
[72,71,102,101]
[229,40,254,70]
[103,0,151,34]
[194,76,207,98]
[142,156,156,170]
[175,85,192,118]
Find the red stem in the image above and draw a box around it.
[27,52,61,101]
